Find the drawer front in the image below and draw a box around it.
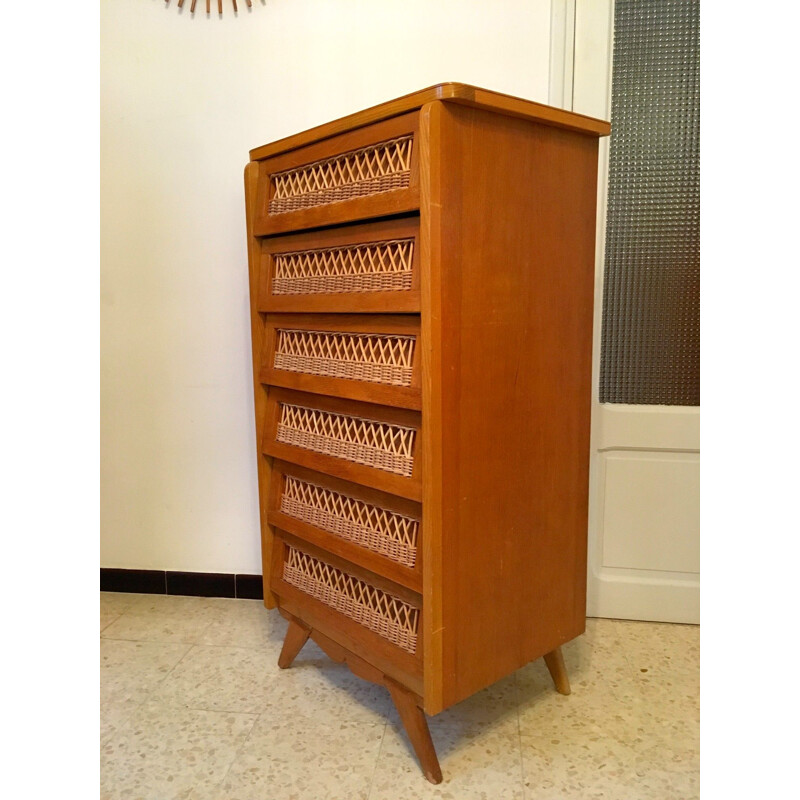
[280,542,420,655]
[268,461,422,592]
[261,315,421,410]
[253,113,420,236]
[263,389,422,500]
[258,218,420,314]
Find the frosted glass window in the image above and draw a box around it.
[599,0,700,405]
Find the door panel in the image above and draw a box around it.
[571,0,700,623]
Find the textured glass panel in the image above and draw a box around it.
[600,0,700,405]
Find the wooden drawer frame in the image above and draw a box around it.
[253,113,420,236]
[257,217,421,314]
[268,459,422,592]
[262,388,422,501]
[271,532,423,694]
[260,314,421,410]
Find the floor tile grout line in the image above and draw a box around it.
[365,718,388,800]
[99,615,122,633]
[197,709,264,799]
[100,642,197,746]
[100,633,287,656]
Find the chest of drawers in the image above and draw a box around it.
[244,83,610,783]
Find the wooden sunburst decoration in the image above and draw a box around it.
[166,0,253,14]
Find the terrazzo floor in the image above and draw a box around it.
[100,592,699,799]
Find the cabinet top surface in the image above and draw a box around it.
[249,82,610,161]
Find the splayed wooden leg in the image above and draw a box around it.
[543,646,571,695]
[386,678,443,785]
[277,617,311,669]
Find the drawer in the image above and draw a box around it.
[263,388,422,501]
[261,315,421,410]
[257,218,420,314]
[268,460,422,592]
[252,113,420,236]
[272,534,422,663]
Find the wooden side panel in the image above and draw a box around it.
[244,162,277,608]
[434,104,599,709]
[418,103,445,714]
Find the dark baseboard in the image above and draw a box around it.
[100,568,264,600]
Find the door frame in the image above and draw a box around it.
[550,0,700,623]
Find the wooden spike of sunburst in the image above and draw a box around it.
[169,0,251,14]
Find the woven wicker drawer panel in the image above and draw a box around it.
[281,475,419,568]
[269,135,413,215]
[274,328,415,388]
[272,238,414,297]
[283,545,419,653]
[276,403,416,477]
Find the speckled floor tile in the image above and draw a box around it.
[150,645,282,714]
[101,591,143,615]
[100,700,257,800]
[521,731,639,800]
[100,592,141,634]
[419,673,520,750]
[101,595,232,644]
[517,634,632,736]
[216,714,384,800]
[266,651,394,727]
[99,597,699,799]
[196,598,286,651]
[100,639,190,743]
[368,675,521,798]
[101,613,121,633]
[614,619,700,679]
[630,751,700,800]
[371,725,524,800]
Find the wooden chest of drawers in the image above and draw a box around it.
[244,83,610,783]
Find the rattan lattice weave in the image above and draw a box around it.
[283,546,419,652]
[272,239,414,296]
[276,403,415,477]
[269,136,413,215]
[274,329,415,387]
[281,475,419,567]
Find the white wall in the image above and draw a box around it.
[100,0,553,574]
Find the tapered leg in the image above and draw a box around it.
[386,679,443,785]
[543,646,571,695]
[277,618,311,669]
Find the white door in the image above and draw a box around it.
[550,0,700,623]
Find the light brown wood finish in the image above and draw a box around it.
[246,85,609,780]
[431,102,598,710]
[272,543,423,695]
[253,113,420,237]
[543,647,571,696]
[277,617,311,669]
[244,162,277,609]
[260,314,422,410]
[276,528,422,609]
[262,388,423,501]
[418,102,445,714]
[268,460,422,592]
[249,83,610,162]
[386,677,443,785]
[258,217,421,315]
